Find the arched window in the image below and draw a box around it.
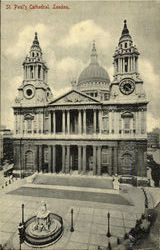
[121,112,133,134]
[27,119,32,133]
[30,65,34,79]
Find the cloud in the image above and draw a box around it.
[107,66,114,82]
[139,58,160,120]
[147,112,160,132]
[58,20,112,50]
[53,57,85,90]
[6,23,51,58]
[1,75,23,130]
[54,87,72,99]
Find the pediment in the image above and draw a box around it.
[49,90,100,105]
[24,113,34,120]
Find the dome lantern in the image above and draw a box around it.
[77,41,110,101]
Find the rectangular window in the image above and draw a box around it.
[124,118,130,130]
[27,120,32,133]
[102,116,109,133]
[44,148,48,163]
[125,57,128,72]
[38,65,41,79]
[141,112,145,134]
[102,147,109,164]
[30,66,34,79]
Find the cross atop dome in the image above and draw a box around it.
[122,20,129,36]
[90,40,98,64]
[119,19,132,43]
[32,32,39,46]
[30,32,42,55]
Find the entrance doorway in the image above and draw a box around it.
[25,150,34,173]
[55,145,62,173]
[70,145,78,171]
[121,153,133,175]
[86,146,93,172]
[56,111,62,133]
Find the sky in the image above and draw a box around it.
[1,0,160,132]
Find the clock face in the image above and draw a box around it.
[119,79,135,95]
[23,85,35,99]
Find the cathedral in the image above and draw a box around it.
[13,20,148,177]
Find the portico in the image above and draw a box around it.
[49,107,99,135]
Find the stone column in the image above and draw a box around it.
[133,57,136,72]
[52,145,56,173]
[67,110,70,134]
[48,145,52,173]
[66,145,70,173]
[93,146,97,175]
[78,110,82,134]
[23,116,26,134]
[98,110,102,133]
[128,57,130,72]
[78,146,82,174]
[109,111,112,134]
[62,111,65,134]
[31,120,34,135]
[34,146,39,172]
[121,59,123,73]
[53,111,56,134]
[130,117,133,134]
[115,112,119,134]
[41,113,43,134]
[39,145,42,172]
[117,59,119,73]
[93,110,97,134]
[144,111,147,133]
[62,145,65,173]
[97,146,101,175]
[20,114,23,135]
[108,147,112,175]
[123,58,125,73]
[121,58,123,73]
[113,147,118,174]
[82,145,86,174]
[14,115,17,134]
[83,110,86,134]
[136,111,139,135]
[49,111,52,134]
[112,111,115,133]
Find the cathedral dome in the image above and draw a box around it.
[78,63,110,85]
[77,42,110,85]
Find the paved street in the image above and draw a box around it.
[0,174,147,249]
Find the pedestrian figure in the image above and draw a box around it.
[113,174,119,190]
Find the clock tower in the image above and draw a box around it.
[110,20,146,101]
[14,32,53,107]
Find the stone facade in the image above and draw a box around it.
[12,21,148,177]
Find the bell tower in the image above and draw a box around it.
[113,20,140,78]
[110,20,146,100]
[14,32,53,107]
[23,32,48,83]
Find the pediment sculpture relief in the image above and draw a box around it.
[58,92,93,103]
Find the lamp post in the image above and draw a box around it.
[22,204,24,224]
[18,204,25,250]
[18,223,24,250]
[70,209,74,232]
[106,212,111,238]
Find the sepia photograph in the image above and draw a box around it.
[0,0,160,249]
